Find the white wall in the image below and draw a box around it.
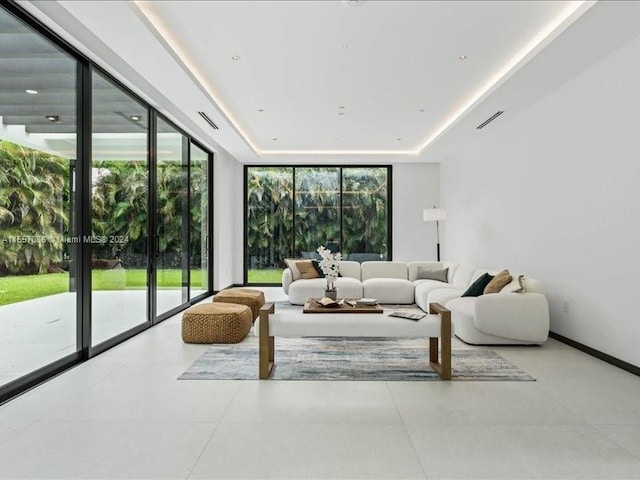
[392,163,441,262]
[440,32,640,367]
[213,149,242,290]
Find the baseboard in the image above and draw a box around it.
[214,284,244,294]
[549,331,640,377]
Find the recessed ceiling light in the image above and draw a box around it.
[459,55,468,61]
[25,89,38,95]
[231,55,240,60]
[338,106,345,109]
[338,112,344,116]
[419,109,425,113]
[130,115,142,122]
[45,115,59,122]
[397,137,402,141]
[272,137,278,141]
[257,109,264,112]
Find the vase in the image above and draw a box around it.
[324,289,337,300]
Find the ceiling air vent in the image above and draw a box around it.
[198,111,219,130]
[476,111,504,130]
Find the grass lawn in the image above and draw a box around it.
[247,268,283,284]
[0,269,204,306]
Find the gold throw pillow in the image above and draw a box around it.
[484,269,513,294]
[296,260,320,279]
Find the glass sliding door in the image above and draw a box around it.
[342,167,389,262]
[90,71,149,346]
[155,117,188,316]
[294,168,341,257]
[0,7,79,387]
[189,143,209,299]
[245,166,392,284]
[246,167,294,283]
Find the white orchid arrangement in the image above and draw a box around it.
[316,245,342,291]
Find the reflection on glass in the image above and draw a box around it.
[294,168,341,257]
[189,144,209,299]
[0,8,78,385]
[156,117,187,314]
[90,71,149,345]
[342,168,388,261]
[246,167,293,283]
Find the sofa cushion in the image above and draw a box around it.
[311,260,325,278]
[462,273,494,297]
[428,287,464,307]
[288,277,363,305]
[501,275,524,293]
[414,280,458,312]
[296,260,320,279]
[284,258,304,281]
[484,269,512,294]
[417,267,448,283]
[361,261,408,281]
[407,262,442,281]
[338,260,361,280]
[362,278,414,304]
[451,264,476,289]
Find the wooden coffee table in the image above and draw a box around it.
[303,298,384,314]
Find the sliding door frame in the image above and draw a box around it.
[0,1,214,405]
[243,165,393,286]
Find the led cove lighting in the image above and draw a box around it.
[135,0,591,157]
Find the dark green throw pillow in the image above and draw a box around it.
[311,260,325,278]
[462,273,494,297]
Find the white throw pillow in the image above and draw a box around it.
[501,275,525,293]
[284,258,303,281]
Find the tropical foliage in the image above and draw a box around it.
[246,167,388,272]
[0,141,69,275]
[1,140,206,276]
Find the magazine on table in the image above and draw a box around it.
[388,311,426,321]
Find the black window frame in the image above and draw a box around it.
[243,165,393,286]
[0,1,215,405]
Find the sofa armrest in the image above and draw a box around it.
[282,268,293,294]
[474,293,550,343]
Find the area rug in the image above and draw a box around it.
[178,336,535,381]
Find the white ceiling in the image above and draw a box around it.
[134,0,589,157]
[19,0,634,163]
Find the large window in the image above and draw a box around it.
[0,4,213,404]
[90,71,149,346]
[0,7,79,388]
[245,166,391,284]
[189,143,210,299]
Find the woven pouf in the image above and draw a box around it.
[212,288,265,321]
[181,302,252,344]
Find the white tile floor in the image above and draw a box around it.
[1,287,640,479]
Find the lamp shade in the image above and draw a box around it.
[423,207,447,222]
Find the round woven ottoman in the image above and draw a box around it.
[181,302,252,344]
[212,288,265,321]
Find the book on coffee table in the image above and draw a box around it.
[388,311,426,321]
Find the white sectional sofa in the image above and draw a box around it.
[282,260,549,345]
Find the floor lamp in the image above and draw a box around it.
[423,206,447,261]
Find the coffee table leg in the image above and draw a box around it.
[259,303,275,379]
[429,303,452,380]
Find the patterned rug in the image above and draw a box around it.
[178,336,535,381]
